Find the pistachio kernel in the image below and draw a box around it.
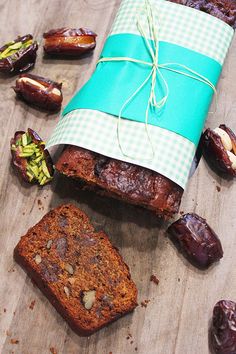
[21,133,28,147]
[8,42,23,50]
[11,129,54,186]
[40,176,47,186]
[26,171,34,181]
[41,160,51,178]
[0,39,33,59]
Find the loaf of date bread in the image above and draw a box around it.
[56,146,183,219]
[14,204,138,336]
[55,0,235,219]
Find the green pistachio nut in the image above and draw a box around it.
[34,155,44,163]
[38,171,44,182]
[0,39,33,59]
[26,171,34,181]
[39,176,47,186]
[21,133,28,147]
[19,152,35,157]
[22,39,33,48]
[9,42,22,50]
[28,164,39,178]
[41,160,51,178]
[14,130,53,186]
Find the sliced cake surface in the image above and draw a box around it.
[14,204,137,336]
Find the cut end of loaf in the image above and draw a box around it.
[55,146,183,219]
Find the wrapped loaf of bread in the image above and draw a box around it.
[48,0,236,218]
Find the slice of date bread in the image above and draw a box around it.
[56,146,183,219]
[14,204,137,336]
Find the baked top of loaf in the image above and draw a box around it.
[14,204,138,336]
[169,0,236,27]
[55,146,183,219]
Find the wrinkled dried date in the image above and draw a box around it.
[13,73,63,111]
[94,156,109,178]
[168,213,223,268]
[202,125,236,177]
[10,128,54,185]
[210,300,236,354]
[43,27,97,56]
[0,34,38,74]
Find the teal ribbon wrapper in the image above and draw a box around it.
[63,33,222,146]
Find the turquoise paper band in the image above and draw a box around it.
[63,33,222,146]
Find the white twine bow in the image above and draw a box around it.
[97,0,217,161]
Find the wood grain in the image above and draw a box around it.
[0,1,236,353]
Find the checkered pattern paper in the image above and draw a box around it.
[48,109,196,187]
[111,0,233,65]
[47,0,234,189]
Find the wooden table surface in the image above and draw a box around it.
[1,1,236,353]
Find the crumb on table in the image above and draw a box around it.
[140,299,150,308]
[126,332,133,340]
[37,199,44,211]
[29,300,36,310]
[37,199,43,207]
[8,267,15,273]
[150,274,159,285]
[10,339,19,345]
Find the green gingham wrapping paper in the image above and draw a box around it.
[111,0,233,65]
[47,0,234,189]
[48,110,195,187]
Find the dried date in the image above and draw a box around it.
[10,128,54,185]
[13,73,63,111]
[210,300,236,354]
[43,27,97,57]
[202,125,236,177]
[168,213,223,268]
[0,34,38,74]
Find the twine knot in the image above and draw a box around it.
[97,0,216,161]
